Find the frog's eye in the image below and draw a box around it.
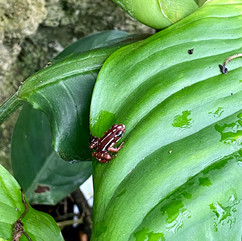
[115,131,123,137]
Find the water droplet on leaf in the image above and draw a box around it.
[172,110,192,130]
[210,199,238,231]
[209,107,224,118]
[199,177,212,187]
[215,114,242,146]
[133,227,164,241]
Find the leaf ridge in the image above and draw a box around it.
[93,33,242,124]
[121,65,242,138]
[127,150,242,240]
[105,107,242,209]
[96,93,242,228]
[116,49,241,137]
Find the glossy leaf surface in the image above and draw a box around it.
[112,0,199,29]
[0,164,64,241]
[90,1,242,240]
[17,31,145,162]
[11,103,92,205]
[52,31,141,63]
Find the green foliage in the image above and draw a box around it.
[18,31,144,162]
[90,1,242,240]
[11,103,92,205]
[8,31,146,205]
[0,1,241,240]
[0,164,64,241]
[0,31,145,162]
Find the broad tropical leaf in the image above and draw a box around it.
[11,103,92,205]
[90,1,242,240]
[17,31,146,162]
[0,164,64,241]
[0,31,146,162]
[112,0,199,29]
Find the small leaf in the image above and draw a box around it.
[90,1,242,240]
[11,103,92,205]
[112,0,199,29]
[0,164,64,241]
[16,31,145,162]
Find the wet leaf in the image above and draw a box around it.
[90,1,242,240]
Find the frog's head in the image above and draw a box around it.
[112,124,126,138]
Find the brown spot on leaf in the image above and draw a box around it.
[219,64,228,74]
[188,48,194,54]
[34,184,50,193]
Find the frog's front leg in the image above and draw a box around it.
[107,142,124,153]
[89,137,99,149]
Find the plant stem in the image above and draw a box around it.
[57,218,83,229]
[0,93,24,125]
[224,53,242,65]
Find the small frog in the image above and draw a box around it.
[90,124,125,163]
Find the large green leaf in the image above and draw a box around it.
[0,31,146,162]
[18,31,146,162]
[90,1,242,240]
[0,164,64,241]
[112,0,199,29]
[11,103,92,205]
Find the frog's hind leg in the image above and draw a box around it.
[108,142,124,152]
